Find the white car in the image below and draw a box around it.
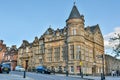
[15,66,25,72]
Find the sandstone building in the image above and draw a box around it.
[0,40,7,63]
[3,45,18,70]
[17,4,104,75]
[105,54,120,75]
[0,40,18,70]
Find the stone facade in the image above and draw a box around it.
[3,45,18,70]
[0,40,7,63]
[17,4,104,75]
[105,54,120,75]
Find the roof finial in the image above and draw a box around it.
[74,1,76,5]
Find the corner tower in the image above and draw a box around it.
[66,4,85,43]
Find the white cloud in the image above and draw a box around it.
[104,27,120,49]
[114,27,120,32]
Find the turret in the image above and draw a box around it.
[66,4,85,43]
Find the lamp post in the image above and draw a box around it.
[79,61,83,78]
[101,54,105,80]
[64,26,69,77]
[97,54,105,80]
[79,51,83,78]
[65,41,68,77]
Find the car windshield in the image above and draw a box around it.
[2,64,10,67]
[17,66,22,68]
[36,66,46,69]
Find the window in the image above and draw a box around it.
[63,66,66,72]
[77,66,80,71]
[58,66,62,72]
[72,28,76,35]
[70,45,74,60]
[76,46,80,60]
[40,44,44,53]
[56,33,60,36]
[62,46,66,60]
[85,47,89,56]
[20,49,23,53]
[40,59,43,64]
[81,55,85,60]
[47,48,52,62]
[86,57,89,61]
[54,47,60,61]
[26,47,29,52]
[70,66,74,72]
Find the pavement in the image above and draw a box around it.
[10,74,34,80]
[1,72,120,80]
[0,74,34,80]
[54,73,120,80]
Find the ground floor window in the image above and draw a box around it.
[63,66,66,72]
[58,66,62,73]
[70,66,74,73]
[77,66,80,71]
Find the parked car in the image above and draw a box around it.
[35,66,51,74]
[15,66,25,72]
[0,64,2,73]
[0,63,11,74]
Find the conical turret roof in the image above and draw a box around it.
[68,4,81,19]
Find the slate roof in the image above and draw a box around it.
[68,5,81,20]
[85,24,99,34]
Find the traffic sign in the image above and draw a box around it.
[80,61,82,66]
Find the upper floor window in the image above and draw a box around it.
[54,47,60,61]
[62,46,66,61]
[47,48,52,62]
[72,29,76,35]
[26,47,29,52]
[76,46,80,60]
[56,33,60,36]
[70,45,74,60]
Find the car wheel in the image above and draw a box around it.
[36,70,38,73]
[42,71,45,74]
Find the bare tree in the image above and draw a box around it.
[110,33,120,57]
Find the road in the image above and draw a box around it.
[0,71,87,80]
[0,71,120,80]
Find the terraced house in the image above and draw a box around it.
[17,4,104,75]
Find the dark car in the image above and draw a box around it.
[0,64,2,73]
[0,63,10,74]
[36,66,51,74]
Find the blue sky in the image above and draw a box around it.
[0,0,120,55]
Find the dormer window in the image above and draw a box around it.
[64,32,66,35]
[56,33,59,36]
[48,38,52,41]
[46,30,49,34]
[26,47,29,52]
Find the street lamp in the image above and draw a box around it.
[101,54,105,80]
[79,51,83,78]
[65,41,68,77]
[97,54,105,80]
[64,26,69,77]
